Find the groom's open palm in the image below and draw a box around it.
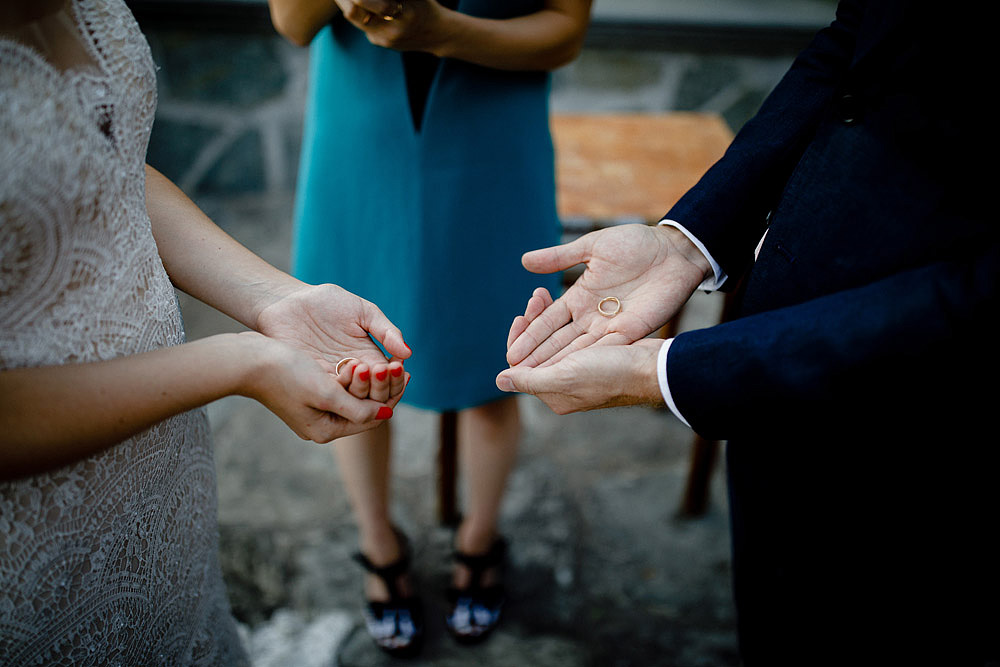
[505,224,711,369]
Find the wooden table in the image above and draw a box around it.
[552,112,733,223]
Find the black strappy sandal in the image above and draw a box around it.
[445,536,507,644]
[352,531,425,658]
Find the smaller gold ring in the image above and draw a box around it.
[383,0,403,20]
[336,357,359,376]
[597,296,622,317]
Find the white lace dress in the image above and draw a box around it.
[0,1,248,664]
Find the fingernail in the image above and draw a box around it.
[376,406,393,420]
[359,370,371,381]
[375,369,388,381]
[497,376,514,392]
[391,366,403,377]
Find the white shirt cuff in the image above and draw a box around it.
[657,338,691,428]
[658,219,727,291]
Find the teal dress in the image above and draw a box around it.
[292,0,561,411]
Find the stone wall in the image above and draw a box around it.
[143,24,799,199]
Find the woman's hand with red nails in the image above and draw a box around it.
[255,283,410,407]
[239,332,402,441]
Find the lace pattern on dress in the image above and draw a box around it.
[1,1,247,664]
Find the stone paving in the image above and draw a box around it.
[142,9,836,664]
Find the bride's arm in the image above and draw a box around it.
[0,332,396,481]
[143,165,410,370]
[0,166,411,481]
[144,165,301,332]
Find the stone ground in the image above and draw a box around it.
[179,192,735,667]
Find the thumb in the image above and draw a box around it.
[496,366,538,395]
[522,235,591,275]
[362,301,411,360]
[496,368,518,394]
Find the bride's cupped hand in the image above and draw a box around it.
[254,283,411,405]
[505,224,712,370]
[235,332,400,442]
[337,357,407,404]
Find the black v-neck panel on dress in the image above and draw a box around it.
[401,0,458,132]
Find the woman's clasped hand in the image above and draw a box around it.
[251,282,412,440]
[232,285,409,443]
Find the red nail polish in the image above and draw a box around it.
[376,406,393,420]
[359,370,371,382]
[391,366,403,377]
[375,370,388,381]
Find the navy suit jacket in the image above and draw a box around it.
[661,1,997,663]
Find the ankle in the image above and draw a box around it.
[360,523,402,565]
[456,520,497,555]
[355,526,414,602]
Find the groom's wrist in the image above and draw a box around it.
[629,339,668,408]
[657,338,690,426]
[656,221,726,291]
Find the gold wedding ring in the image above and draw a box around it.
[597,296,622,317]
[383,0,403,20]
[336,357,359,376]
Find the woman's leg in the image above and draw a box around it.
[331,421,410,600]
[454,396,521,586]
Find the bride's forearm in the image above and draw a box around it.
[144,164,304,332]
[0,333,260,481]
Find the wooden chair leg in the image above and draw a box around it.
[662,307,720,517]
[437,411,460,526]
[679,436,720,517]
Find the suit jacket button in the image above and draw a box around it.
[838,93,861,125]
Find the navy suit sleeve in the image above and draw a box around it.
[664,0,863,281]
[667,240,1000,441]
[658,0,998,440]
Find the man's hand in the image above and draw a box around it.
[496,338,665,414]
[506,224,711,369]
